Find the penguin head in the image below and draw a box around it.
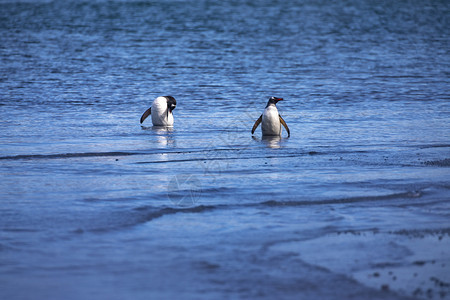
[266,96,283,107]
[165,96,177,112]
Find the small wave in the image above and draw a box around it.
[260,191,423,207]
[0,148,362,163]
[136,153,324,164]
[424,158,450,167]
[374,75,426,79]
[0,147,266,161]
[391,227,450,237]
[98,205,218,231]
[80,190,428,234]
[0,151,139,160]
[420,144,450,149]
[135,191,422,222]
[72,205,219,234]
[2,228,40,233]
[134,204,217,219]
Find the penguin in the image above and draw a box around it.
[251,96,290,137]
[140,96,177,126]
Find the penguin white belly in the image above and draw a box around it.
[151,97,173,126]
[261,106,281,136]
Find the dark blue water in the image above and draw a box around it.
[1,1,449,299]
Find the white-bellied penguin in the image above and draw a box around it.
[251,96,290,137]
[140,96,177,126]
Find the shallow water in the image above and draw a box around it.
[1,0,449,299]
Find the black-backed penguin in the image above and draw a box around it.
[251,97,290,137]
[140,96,177,126]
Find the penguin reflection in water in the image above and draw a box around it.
[140,96,177,126]
[252,97,290,137]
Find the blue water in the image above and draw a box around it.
[1,1,449,299]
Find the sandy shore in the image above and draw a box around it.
[272,230,450,299]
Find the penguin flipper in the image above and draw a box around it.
[140,107,152,124]
[279,114,290,137]
[251,115,263,135]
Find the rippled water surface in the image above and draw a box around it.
[1,0,449,299]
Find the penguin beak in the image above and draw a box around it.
[275,97,283,102]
